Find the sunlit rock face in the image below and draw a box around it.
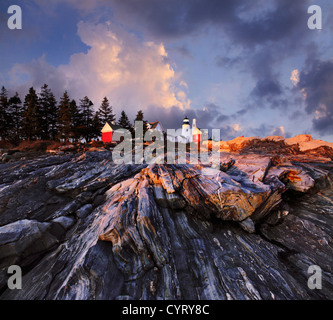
[0,138,332,300]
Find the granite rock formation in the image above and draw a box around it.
[0,138,332,300]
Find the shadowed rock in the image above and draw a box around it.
[0,143,332,300]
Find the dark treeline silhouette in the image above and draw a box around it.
[0,84,148,145]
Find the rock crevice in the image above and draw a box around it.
[0,144,332,300]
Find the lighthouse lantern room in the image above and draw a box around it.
[181,116,202,143]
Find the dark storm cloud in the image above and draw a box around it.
[111,0,309,46]
[246,45,287,105]
[228,0,308,46]
[312,116,333,135]
[251,79,282,97]
[111,0,241,39]
[298,58,333,135]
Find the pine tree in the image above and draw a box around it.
[57,91,71,142]
[0,86,10,141]
[79,96,94,143]
[39,84,58,140]
[69,99,81,142]
[97,97,115,127]
[22,87,41,140]
[134,109,148,135]
[92,112,102,140]
[118,110,132,131]
[8,92,22,144]
[134,110,144,122]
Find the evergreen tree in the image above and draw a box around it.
[79,96,94,143]
[69,99,81,142]
[39,84,58,140]
[0,86,10,141]
[134,110,144,122]
[22,87,41,140]
[8,92,22,144]
[134,109,148,135]
[118,110,132,131]
[92,112,102,140]
[97,97,115,127]
[57,91,71,142]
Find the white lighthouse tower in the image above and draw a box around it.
[182,116,192,143]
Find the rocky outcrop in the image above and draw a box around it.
[204,134,333,160]
[0,142,332,300]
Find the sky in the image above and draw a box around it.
[0,0,332,141]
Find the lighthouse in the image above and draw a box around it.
[182,116,192,143]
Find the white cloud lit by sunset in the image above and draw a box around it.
[8,21,190,115]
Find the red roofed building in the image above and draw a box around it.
[192,119,202,143]
[101,122,122,143]
[192,127,202,143]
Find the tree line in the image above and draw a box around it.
[0,84,148,145]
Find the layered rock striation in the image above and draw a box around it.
[0,140,332,300]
